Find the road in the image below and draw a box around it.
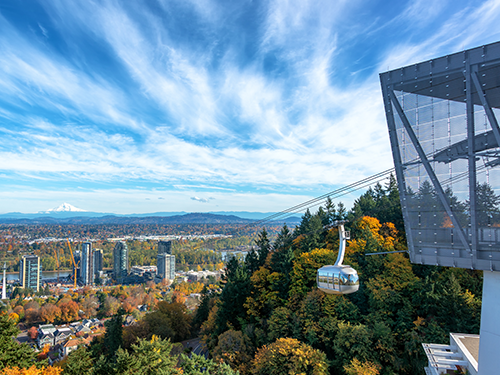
[182,337,208,358]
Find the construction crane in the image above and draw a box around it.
[67,240,79,289]
[53,249,59,283]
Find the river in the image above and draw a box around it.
[219,250,249,261]
[4,270,72,282]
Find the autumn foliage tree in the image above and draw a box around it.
[213,330,253,374]
[198,181,484,374]
[0,366,62,375]
[57,299,79,322]
[144,301,191,342]
[39,304,61,324]
[252,338,328,375]
[23,302,40,324]
[344,358,381,375]
[27,327,38,341]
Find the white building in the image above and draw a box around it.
[423,333,478,375]
[157,254,175,280]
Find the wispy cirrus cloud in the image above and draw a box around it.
[0,17,142,133]
[378,0,500,71]
[1,0,500,214]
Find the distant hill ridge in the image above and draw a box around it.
[0,212,301,225]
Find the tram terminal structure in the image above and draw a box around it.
[380,41,500,375]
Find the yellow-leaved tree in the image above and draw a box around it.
[252,337,328,375]
[290,248,337,297]
[0,366,62,375]
[344,358,381,375]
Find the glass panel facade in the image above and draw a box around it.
[381,41,500,271]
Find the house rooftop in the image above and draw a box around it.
[63,339,81,348]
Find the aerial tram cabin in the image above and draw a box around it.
[317,220,359,295]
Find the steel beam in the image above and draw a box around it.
[471,70,500,148]
[380,80,416,258]
[466,61,478,269]
[389,89,472,254]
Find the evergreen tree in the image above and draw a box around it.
[295,209,312,236]
[244,249,260,275]
[473,182,500,226]
[114,336,178,375]
[180,352,240,375]
[192,286,213,334]
[269,225,294,301]
[348,175,403,233]
[349,187,377,221]
[0,313,40,369]
[272,224,293,253]
[215,259,251,334]
[324,197,336,226]
[293,212,324,255]
[103,311,124,360]
[316,207,328,228]
[336,202,347,221]
[255,229,270,267]
[62,346,93,375]
[267,307,294,343]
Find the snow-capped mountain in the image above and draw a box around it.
[40,203,87,213]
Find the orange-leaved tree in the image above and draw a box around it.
[39,304,61,324]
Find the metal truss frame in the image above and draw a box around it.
[380,41,500,270]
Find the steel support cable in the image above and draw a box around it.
[248,146,456,228]
[249,168,396,227]
[192,154,498,254]
[217,163,495,253]
[249,160,434,227]
[253,173,396,226]
[248,152,479,228]
[227,144,495,239]
[209,169,399,248]
[242,165,494,250]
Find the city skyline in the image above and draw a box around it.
[2,1,500,214]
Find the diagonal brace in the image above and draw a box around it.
[471,71,500,148]
[389,90,471,252]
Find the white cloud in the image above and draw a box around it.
[378,0,500,71]
[0,186,323,215]
[2,0,500,215]
[0,14,144,133]
[191,196,214,203]
[38,23,48,38]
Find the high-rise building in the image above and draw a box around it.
[80,242,94,286]
[158,240,172,255]
[2,262,7,299]
[73,251,81,282]
[157,253,175,280]
[113,242,128,282]
[93,249,103,275]
[19,255,41,292]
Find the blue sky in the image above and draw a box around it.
[1,0,500,214]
